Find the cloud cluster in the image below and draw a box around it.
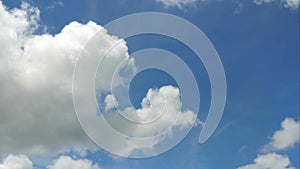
[237,117,299,169]
[253,0,299,10]
[75,29,198,156]
[0,0,197,158]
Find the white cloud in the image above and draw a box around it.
[0,1,127,155]
[0,155,33,169]
[237,153,295,169]
[95,85,197,156]
[46,1,64,10]
[263,118,300,152]
[254,0,275,5]
[282,0,300,9]
[104,94,118,111]
[0,0,198,158]
[1,155,100,169]
[47,156,100,169]
[156,0,198,9]
[238,117,299,169]
[253,0,299,10]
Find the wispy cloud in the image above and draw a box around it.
[253,0,300,10]
[156,0,198,9]
[46,1,64,10]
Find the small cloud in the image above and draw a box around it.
[253,0,275,5]
[237,117,299,169]
[238,145,248,153]
[47,155,100,169]
[156,0,198,9]
[282,0,300,10]
[46,1,64,10]
[262,117,300,152]
[237,153,296,169]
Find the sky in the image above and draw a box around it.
[0,0,299,169]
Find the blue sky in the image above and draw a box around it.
[0,0,299,169]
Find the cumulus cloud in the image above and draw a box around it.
[102,86,196,156]
[47,156,100,169]
[253,0,299,10]
[237,153,295,169]
[0,155,33,169]
[0,155,99,169]
[0,0,198,158]
[237,117,299,169]
[0,1,128,155]
[156,0,198,9]
[263,118,300,152]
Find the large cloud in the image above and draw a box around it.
[237,153,295,169]
[0,155,33,169]
[0,1,127,155]
[0,0,198,157]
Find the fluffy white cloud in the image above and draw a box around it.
[107,85,196,155]
[238,117,299,169]
[47,156,100,169]
[0,1,128,155]
[253,0,299,10]
[0,155,33,169]
[263,118,300,152]
[238,153,295,169]
[0,0,198,158]
[156,0,198,8]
